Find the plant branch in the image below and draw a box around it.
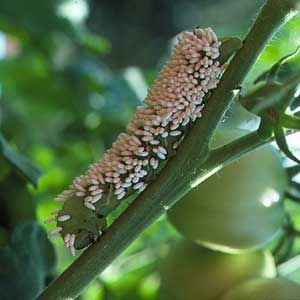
[205,130,270,170]
[206,128,299,172]
[38,1,300,299]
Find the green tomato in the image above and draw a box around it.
[158,241,276,300]
[221,278,300,300]
[167,129,287,253]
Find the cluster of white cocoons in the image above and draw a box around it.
[47,27,222,256]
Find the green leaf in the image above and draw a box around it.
[0,221,56,300]
[276,234,295,264]
[77,31,111,55]
[273,123,300,164]
[0,133,42,187]
[241,73,300,115]
[240,83,285,114]
[280,114,300,130]
[218,37,243,64]
[254,45,300,84]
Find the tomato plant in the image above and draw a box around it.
[221,278,300,300]
[168,128,287,252]
[158,241,276,300]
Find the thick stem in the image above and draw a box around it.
[37,1,299,299]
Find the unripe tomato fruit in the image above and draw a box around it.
[158,241,276,300]
[221,278,300,300]
[167,129,287,252]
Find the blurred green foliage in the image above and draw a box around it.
[0,222,56,300]
[0,0,299,299]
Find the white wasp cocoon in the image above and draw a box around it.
[47,27,223,255]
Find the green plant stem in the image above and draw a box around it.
[38,1,300,299]
[206,131,270,169]
[208,129,298,171]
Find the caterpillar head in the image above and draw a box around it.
[50,196,106,256]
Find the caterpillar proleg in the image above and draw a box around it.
[46,27,223,256]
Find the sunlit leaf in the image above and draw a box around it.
[280,114,300,130]
[254,46,300,84]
